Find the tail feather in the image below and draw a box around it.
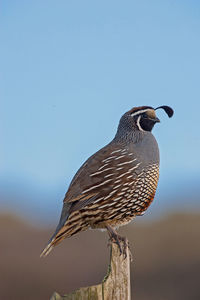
[40,234,67,257]
[40,203,71,257]
[40,224,79,257]
[40,203,90,257]
[40,241,54,257]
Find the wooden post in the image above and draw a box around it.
[50,243,131,300]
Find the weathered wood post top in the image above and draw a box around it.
[50,243,131,300]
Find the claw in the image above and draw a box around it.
[106,225,132,260]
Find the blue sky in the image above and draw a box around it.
[1,1,200,222]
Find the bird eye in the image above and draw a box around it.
[142,113,148,119]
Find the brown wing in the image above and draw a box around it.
[40,142,159,257]
[63,142,140,211]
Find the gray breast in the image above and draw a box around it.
[129,132,160,167]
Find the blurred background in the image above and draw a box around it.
[1,1,200,299]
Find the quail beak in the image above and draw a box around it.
[154,117,160,123]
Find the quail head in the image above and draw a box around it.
[41,105,173,257]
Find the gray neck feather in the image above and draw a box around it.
[113,114,146,144]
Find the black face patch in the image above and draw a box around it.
[139,115,156,132]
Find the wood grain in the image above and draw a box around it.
[50,242,131,300]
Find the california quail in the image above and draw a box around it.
[41,105,173,257]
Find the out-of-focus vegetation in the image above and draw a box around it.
[0,212,199,300]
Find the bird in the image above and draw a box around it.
[40,105,174,257]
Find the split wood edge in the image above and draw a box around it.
[50,242,131,300]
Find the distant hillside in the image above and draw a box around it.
[0,213,200,300]
[1,174,200,225]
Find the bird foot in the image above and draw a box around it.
[107,233,132,260]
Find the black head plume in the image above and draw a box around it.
[155,105,174,118]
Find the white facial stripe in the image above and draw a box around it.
[130,108,152,117]
[136,115,144,132]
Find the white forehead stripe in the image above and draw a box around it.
[130,108,153,117]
